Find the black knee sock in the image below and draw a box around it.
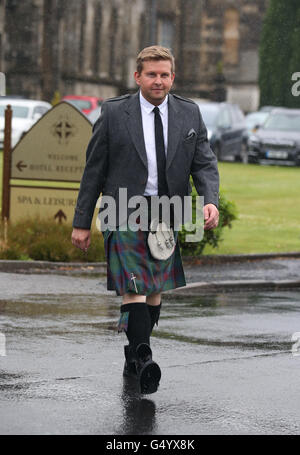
[147,303,161,332]
[119,302,151,351]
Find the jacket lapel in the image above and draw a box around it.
[124,92,183,171]
[167,94,184,170]
[124,91,148,169]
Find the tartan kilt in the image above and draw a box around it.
[102,226,186,296]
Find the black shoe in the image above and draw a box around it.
[135,343,161,395]
[123,345,138,378]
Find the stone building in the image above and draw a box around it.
[1,0,268,111]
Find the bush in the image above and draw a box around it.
[0,217,105,262]
[178,185,238,256]
[0,190,237,261]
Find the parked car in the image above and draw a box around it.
[0,98,51,148]
[62,95,103,115]
[243,111,270,147]
[259,105,283,112]
[193,100,247,162]
[248,108,300,166]
[87,106,101,124]
[245,111,269,132]
[0,95,26,99]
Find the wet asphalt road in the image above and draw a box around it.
[184,257,300,283]
[0,271,300,435]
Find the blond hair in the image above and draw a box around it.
[136,45,175,74]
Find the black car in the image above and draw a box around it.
[248,108,300,166]
[194,101,247,162]
[243,111,270,151]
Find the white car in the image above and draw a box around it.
[0,98,52,148]
[87,105,101,124]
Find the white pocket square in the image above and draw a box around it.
[186,128,196,138]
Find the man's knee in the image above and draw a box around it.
[146,293,161,306]
[122,293,146,304]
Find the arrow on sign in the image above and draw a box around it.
[54,209,67,224]
[16,160,27,172]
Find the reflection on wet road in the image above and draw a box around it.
[0,274,300,434]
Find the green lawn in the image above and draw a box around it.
[203,162,300,255]
[1,151,300,255]
[0,150,2,207]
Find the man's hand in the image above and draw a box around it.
[204,203,219,230]
[71,228,91,252]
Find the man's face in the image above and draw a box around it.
[134,59,175,105]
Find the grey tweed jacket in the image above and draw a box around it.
[72,91,219,229]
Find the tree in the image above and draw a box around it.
[288,7,300,107]
[259,0,300,108]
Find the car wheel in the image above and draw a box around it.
[235,141,248,164]
[240,142,248,164]
[248,156,258,164]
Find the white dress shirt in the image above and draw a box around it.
[139,91,168,196]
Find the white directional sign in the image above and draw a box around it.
[11,101,93,182]
[10,185,101,228]
[9,186,79,224]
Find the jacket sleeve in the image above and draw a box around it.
[190,106,220,207]
[72,102,109,229]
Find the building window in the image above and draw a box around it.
[139,13,147,51]
[78,0,86,71]
[109,7,118,77]
[223,8,240,65]
[157,17,174,50]
[92,2,102,74]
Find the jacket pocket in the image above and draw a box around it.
[183,132,197,144]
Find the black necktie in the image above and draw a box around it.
[153,106,168,196]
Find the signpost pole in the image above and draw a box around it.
[2,105,12,221]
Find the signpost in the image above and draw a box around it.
[1,101,98,226]
[2,105,12,221]
[11,102,91,182]
[9,186,79,224]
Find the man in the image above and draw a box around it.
[71,46,219,395]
